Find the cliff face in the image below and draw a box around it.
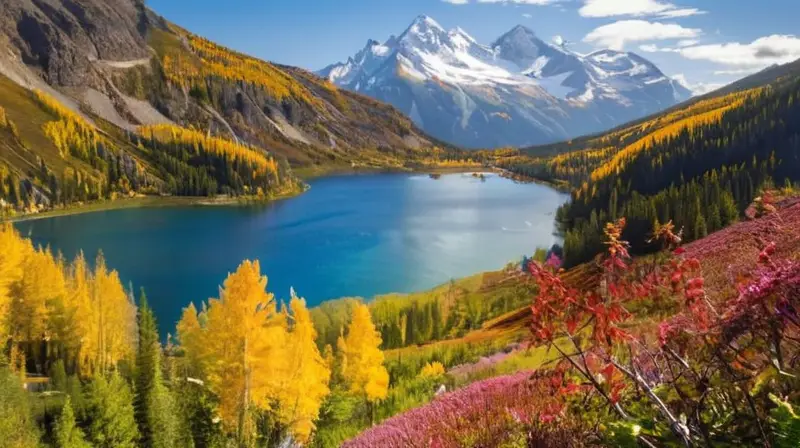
[1,0,150,86]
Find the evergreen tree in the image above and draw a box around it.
[54,397,90,448]
[708,204,722,232]
[85,372,139,448]
[0,366,39,448]
[49,359,68,392]
[404,309,414,347]
[134,290,179,448]
[694,213,708,239]
[66,375,85,419]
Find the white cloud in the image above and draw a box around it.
[579,0,704,18]
[442,0,469,4]
[522,13,533,18]
[677,39,699,48]
[672,73,724,96]
[678,35,800,67]
[584,20,701,51]
[656,7,704,18]
[638,43,681,53]
[714,68,759,76]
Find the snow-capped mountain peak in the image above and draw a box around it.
[318,16,692,149]
[399,15,451,52]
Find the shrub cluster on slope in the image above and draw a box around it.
[345,196,800,447]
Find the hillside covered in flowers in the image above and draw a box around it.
[345,193,800,447]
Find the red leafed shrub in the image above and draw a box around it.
[342,371,594,448]
[527,208,800,446]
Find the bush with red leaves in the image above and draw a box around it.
[527,212,800,446]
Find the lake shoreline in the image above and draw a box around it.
[6,187,306,223]
[7,166,495,223]
[14,172,567,338]
[294,164,490,180]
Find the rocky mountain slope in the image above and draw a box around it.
[320,16,692,149]
[0,0,467,213]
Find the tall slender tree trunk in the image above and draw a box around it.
[238,334,249,447]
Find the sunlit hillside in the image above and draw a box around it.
[0,0,490,218]
[501,69,800,267]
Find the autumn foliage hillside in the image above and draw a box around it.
[0,0,485,217]
[501,64,800,268]
[346,196,800,447]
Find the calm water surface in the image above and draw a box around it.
[16,173,568,335]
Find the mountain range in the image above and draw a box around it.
[320,16,693,148]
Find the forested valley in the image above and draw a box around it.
[499,75,800,267]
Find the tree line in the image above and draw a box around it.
[0,224,390,446]
[503,79,800,267]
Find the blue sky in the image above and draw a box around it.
[147,0,800,92]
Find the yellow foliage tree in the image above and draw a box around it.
[0,225,32,342]
[200,260,287,442]
[10,246,67,344]
[276,294,331,442]
[34,90,113,162]
[338,303,389,403]
[0,226,136,376]
[175,302,203,376]
[138,124,280,180]
[91,253,137,374]
[68,252,95,374]
[419,361,445,379]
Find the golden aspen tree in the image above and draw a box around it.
[201,260,287,442]
[276,295,330,442]
[11,246,66,344]
[0,225,30,342]
[338,304,389,403]
[175,302,203,376]
[92,253,136,373]
[138,124,280,178]
[68,252,96,375]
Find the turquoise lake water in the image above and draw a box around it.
[15,173,568,336]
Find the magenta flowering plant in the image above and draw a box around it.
[526,202,800,446]
[343,371,591,448]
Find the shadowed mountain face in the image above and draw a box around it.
[320,16,692,149]
[1,0,150,86]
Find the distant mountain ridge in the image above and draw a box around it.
[320,16,692,148]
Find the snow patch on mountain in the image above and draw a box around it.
[319,16,692,148]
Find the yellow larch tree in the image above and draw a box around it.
[91,253,137,373]
[338,303,389,403]
[276,294,331,443]
[201,260,287,442]
[138,124,280,179]
[0,225,31,342]
[0,226,136,376]
[68,252,97,375]
[10,245,66,345]
[175,302,203,376]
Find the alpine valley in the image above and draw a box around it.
[320,16,693,148]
